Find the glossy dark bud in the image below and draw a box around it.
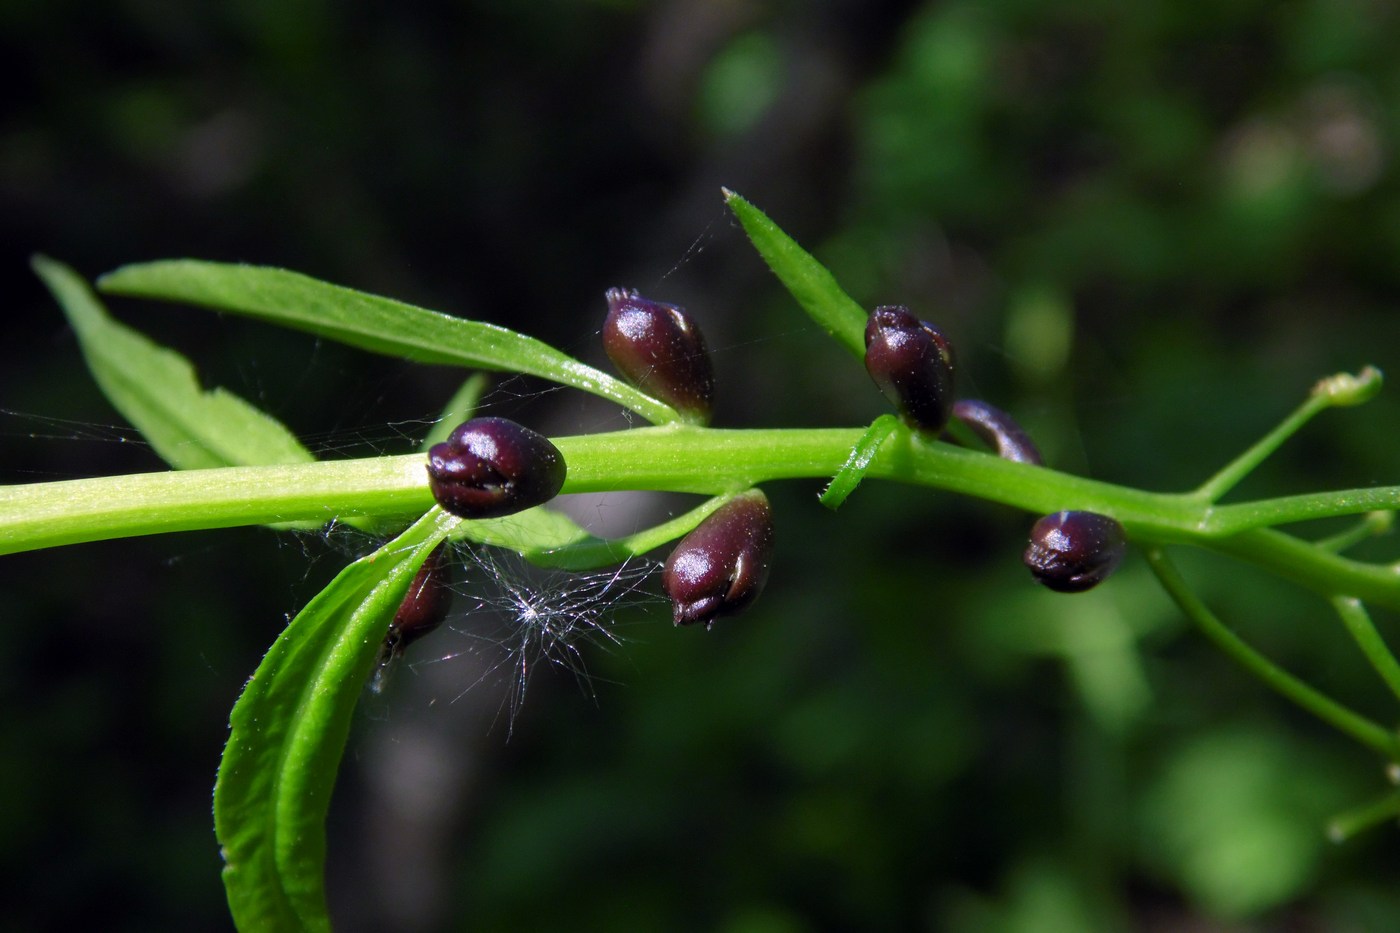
[1024,511,1126,593]
[426,417,566,519]
[951,399,1043,465]
[603,287,716,423]
[864,305,956,433]
[663,489,774,629]
[386,542,453,655]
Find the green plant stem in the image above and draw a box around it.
[1193,392,1333,501]
[1204,489,1400,535]
[3,424,1398,608]
[1326,790,1400,843]
[1207,529,1400,610]
[1192,366,1384,502]
[1145,549,1400,760]
[1315,511,1394,553]
[1331,596,1400,703]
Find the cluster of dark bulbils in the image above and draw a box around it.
[862,305,1127,593]
[399,290,1127,650]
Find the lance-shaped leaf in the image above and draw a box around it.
[421,373,490,450]
[98,260,681,425]
[723,188,868,359]
[215,509,457,932]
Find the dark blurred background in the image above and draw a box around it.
[4,1,1400,930]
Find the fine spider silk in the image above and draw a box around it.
[404,544,664,733]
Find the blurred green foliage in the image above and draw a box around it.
[3,1,1399,930]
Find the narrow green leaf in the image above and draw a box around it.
[98,260,681,425]
[215,509,457,932]
[33,256,315,471]
[421,373,490,450]
[723,188,868,358]
[820,414,899,510]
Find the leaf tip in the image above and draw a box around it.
[722,188,753,212]
[29,253,73,287]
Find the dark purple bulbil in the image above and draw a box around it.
[663,489,774,629]
[951,399,1043,465]
[426,417,566,520]
[386,542,453,655]
[603,287,716,423]
[1023,510,1126,593]
[863,305,956,433]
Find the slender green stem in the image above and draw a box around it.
[0,455,434,553]
[1207,529,1400,610]
[1315,511,1395,553]
[1331,596,1400,703]
[2,424,1191,553]
[1194,393,1332,502]
[3,424,1398,611]
[1145,548,1400,760]
[1326,790,1400,843]
[1193,366,1385,502]
[1203,489,1400,536]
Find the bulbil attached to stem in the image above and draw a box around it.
[864,305,956,433]
[603,287,716,424]
[1024,510,1127,593]
[663,489,775,628]
[426,417,566,519]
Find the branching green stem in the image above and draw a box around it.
[1193,366,1384,502]
[1193,391,1334,502]
[1327,790,1400,843]
[1331,596,1400,703]
[1203,490,1400,536]
[1145,548,1400,761]
[4,424,1399,612]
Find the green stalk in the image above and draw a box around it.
[3,425,1398,611]
[1326,790,1400,843]
[1145,549,1400,760]
[1331,596,1400,703]
[1193,392,1334,502]
[1204,489,1400,536]
[1207,529,1400,609]
[1193,366,1384,502]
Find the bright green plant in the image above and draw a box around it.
[6,191,1399,931]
